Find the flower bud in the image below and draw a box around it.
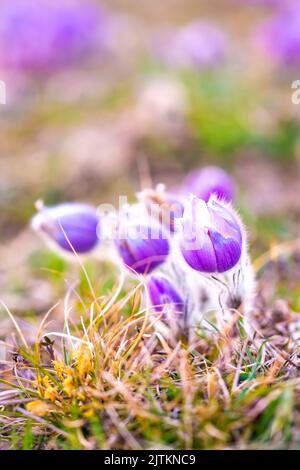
[183,166,235,203]
[147,274,185,318]
[180,196,242,273]
[32,202,100,254]
[114,222,169,275]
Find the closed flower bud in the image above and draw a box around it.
[183,166,235,203]
[32,202,100,254]
[147,274,185,318]
[180,196,242,274]
[114,222,170,275]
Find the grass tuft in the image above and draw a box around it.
[1,255,300,450]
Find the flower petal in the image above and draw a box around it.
[115,224,170,274]
[208,199,242,243]
[148,275,185,318]
[180,229,217,272]
[32,203,100,254]
[208,229,242,273]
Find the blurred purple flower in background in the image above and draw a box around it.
[245,0,298,7]
[32,202,100,254]
[114,223,170,275]
[0,0,108,75]
[180,196,243,273]
[258,3,300,66]
[147,274,185,319]
[182,166,236,203]
[244,0,282,6]
[154,20,227,69]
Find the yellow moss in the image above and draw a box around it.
[53,360,67,381]
[38,375,58,402]
[83,408,95,419]
[44,387,58,402]
[62,372,75,397]
[26,400,51,417]
[77,390,86,401]
[73,346,93,379]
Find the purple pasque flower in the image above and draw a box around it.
[154,20,227,69]
[182,166,236,203]
[0,0,108,75]
[147,274,185,318]
[258,3,300,66]
[32,202,100,254]
[180,196,243,274]
[114,221,170,275]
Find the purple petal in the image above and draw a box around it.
[180,229,217,273]
[115,224,170,274]
[33,202,100,254]
[147,275,185,318]
[208,229,242,273]
[208,199,242,244]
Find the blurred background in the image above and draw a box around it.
[1,0,300,324]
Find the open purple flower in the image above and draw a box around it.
[154,20,227,70]
[0,0,108,75]
[32,202,100,254]
[147,274,185,318]
[114,222,170,275]
[180,196,242,274]
[258,3,300,66]
[183,166,236,203]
